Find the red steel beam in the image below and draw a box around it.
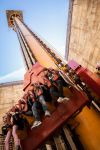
[68,60,100,97]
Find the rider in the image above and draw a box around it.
[2,113,12,150]
[42,68,70,103]
[28,84,51,129]
[8,105,28,150]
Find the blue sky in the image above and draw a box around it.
[0,0,69,83]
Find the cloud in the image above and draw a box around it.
[0,68,26,83]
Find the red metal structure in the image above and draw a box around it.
[21,62,89,150]
[68,60,100,97]
[21,92,88,150]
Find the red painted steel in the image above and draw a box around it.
[23,62,45,92]
[21,88,89,150]
[68,60,100,97]
[68,59,81,71]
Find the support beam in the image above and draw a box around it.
[63,126,77,150]
[53,134,67,150]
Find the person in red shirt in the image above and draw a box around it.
[30,83,51,129]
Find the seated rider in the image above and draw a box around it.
[19,93,33,116]
[2,113,12,150]
[18,92,44,128]
[30,82,51,128]
[73,74,86,90]
[9,105,28,150]
[43,68,70,103]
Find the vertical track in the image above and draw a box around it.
[14,20,36,70]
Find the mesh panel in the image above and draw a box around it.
[0,134,14,150]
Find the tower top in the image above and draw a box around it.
[6,10,23,27]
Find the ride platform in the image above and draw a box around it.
[21,88,89,150]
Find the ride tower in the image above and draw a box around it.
[6,10,100,150]
[6,10,59,70]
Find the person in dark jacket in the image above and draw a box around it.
[43,68,70,103]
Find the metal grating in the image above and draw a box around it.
[0,134,14,150]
